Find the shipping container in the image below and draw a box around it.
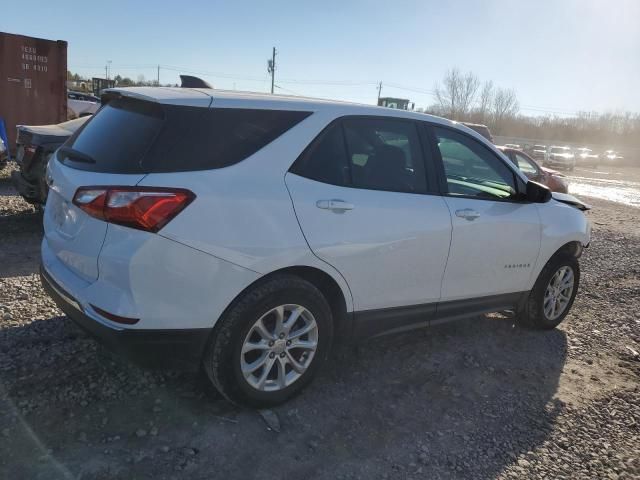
[0,32,67,153]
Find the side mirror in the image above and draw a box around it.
[526,181,552,203]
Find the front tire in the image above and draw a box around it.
[521,253,580,329]
[203,274,334,407]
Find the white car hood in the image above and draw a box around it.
[552,192,592,211]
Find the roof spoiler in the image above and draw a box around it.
[180,75,212,89]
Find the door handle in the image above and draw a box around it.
[455,208,480,221]
[316,199,354,213]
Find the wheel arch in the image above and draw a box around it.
[556,240,584,259]
[213,265,353,342]
[530,239,585,288]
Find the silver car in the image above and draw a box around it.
[545,146,576,171]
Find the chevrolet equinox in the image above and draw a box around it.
[41,87,591,406]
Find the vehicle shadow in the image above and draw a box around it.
[0,313,566,479]
[0,208,42,278]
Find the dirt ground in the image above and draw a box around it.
[0,163,638,480]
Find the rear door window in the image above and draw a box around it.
[343,117,427,194]
[290,116,429,194]
[59,98,311,173]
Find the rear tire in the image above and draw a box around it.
[203,274,333,407]
[520,252,579,330]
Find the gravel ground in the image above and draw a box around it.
[0,163,638,479]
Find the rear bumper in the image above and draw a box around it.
[40,265,210,370]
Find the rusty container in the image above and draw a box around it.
[0,32,68,152]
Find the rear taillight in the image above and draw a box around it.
[72,186,195,232]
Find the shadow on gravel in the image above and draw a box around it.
[0,314,567,479]
[0,209,43,278]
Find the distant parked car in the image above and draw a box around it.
[504,143,521,149]
[68,91,100,119]
[11,116,90,204]
[545,146,575,171]
[531,144,547,162]
[461,122,494,142]
[576,147,599,167]
[499,146,568,193]
[602,150,624,164]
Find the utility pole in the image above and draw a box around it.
[377,81,383,105]
[157,65,160,86]
[267,47,276,94]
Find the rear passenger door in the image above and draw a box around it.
[286,116,452,330]
[428,126,541,301]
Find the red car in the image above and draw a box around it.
[498,146,568,193]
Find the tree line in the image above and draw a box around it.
[421,68,640,151]
[67,71,176,88]
[66,68,639,153]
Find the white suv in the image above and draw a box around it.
[545,146,576,171]
[41,87,591,406]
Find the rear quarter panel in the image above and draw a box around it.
[140,109,354,312]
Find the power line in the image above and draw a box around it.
[67,63,605,116]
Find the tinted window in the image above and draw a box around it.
[343,118,427,194]
[514,152,539,175]
[434,127,517,200]
[289,123,349,186]
[60,98,311,173]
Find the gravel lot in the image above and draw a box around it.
[0,163,638,479]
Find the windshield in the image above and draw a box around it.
[550,147,570,154]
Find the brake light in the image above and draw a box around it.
[73,186,195,232]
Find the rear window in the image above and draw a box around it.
[59,98,311,173]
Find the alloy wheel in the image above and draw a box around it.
[240,304,318,392]
[543,266,575,321]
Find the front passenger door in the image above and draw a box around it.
[431,126,542,301]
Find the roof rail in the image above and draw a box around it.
[180,75,212,89]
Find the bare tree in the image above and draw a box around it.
[434,68,480,120]
[492,87,519,133]
[478,81,494,122]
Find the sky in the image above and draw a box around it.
[2,0,639,115]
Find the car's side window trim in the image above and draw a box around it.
[290,114,440,196]
[423,123,528,203]
[420,122,449,196]
[415,121,440,194]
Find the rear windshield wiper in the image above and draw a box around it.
[58,146,96,164]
